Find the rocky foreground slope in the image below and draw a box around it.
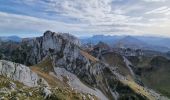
[0,60,41,87]
[0,60,98,100]
[0,31,169,100]
[0,60,51,99]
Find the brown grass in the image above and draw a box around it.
[30,57,68,87]
[80,50,99,62]
[103,52,133,78]
[121,79,156,100]
[31,56,54,73]
[31,67,68,87]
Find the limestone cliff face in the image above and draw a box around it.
[19,31,150,100]
[0,60,42,87]
[23,31,99,88]
[22,31,80,65]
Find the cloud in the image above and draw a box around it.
[0,11,77,33]
[142,0,167,2]
[146,6,170,15]
[0,11,133,35]
[0,0,170,37]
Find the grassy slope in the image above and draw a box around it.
[80,50,99,62]
[128,55,170,98]
[121,79,155,100]
[30,50,158,100]
[81,50,156,100]
[102,52,133,78]
[0,75,44,100]
[141,64,170,97]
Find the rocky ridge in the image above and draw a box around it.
[20,31,162,100]
[0,59,97,100]
[0,31,168,100]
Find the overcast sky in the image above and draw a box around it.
[0,0,170,37]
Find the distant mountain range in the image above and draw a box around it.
[1,35,169,52]
[81,35,170,52]
[0,36,21,42]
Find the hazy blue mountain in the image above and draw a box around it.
[81,35,123,45]
[115,36,146,48]
[0,36,22,42]
[81,35,170,52]
[135,36,170,48]
[116,36,170,52]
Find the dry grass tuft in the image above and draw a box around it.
[80,50,99,62]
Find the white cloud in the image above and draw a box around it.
[142,0,167,2]
[146,6,170,15]
[1,0,170,37]
[45,0,115,23]
[0,12,76,33]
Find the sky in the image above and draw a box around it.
[0,0,170,37]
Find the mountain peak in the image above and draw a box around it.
[43,30,81,46]
[94,41,110,50]
[122,36,141,42]
[43,30,56,36]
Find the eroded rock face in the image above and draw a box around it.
[25,32,103,85]
[0,60,40,87]
[0,60,53,99]
[23,31,96,86]
[22,31,80,65]
[19,31,147,99]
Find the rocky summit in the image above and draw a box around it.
[0,31,169,100]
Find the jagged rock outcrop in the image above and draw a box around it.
[91,42,112,59]
[21,31,80,65]
[0,60,53,99]
[0,60,41,87]
[42,86,52,99]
